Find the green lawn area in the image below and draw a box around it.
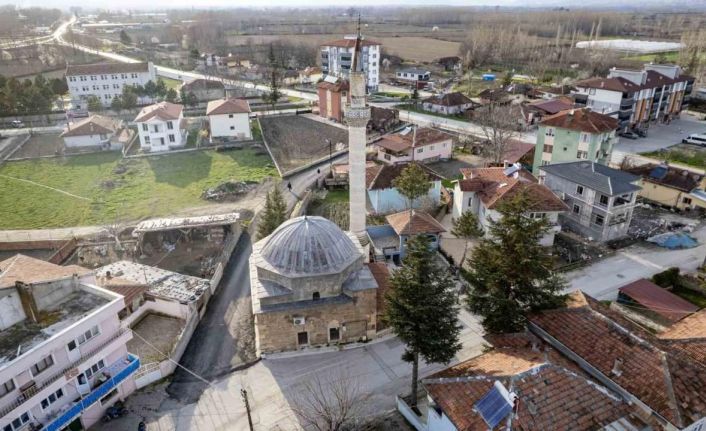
[322,189,349,205]
[672,286,706,308]
[0,150,277,229]
[642,148,706,169]
[160,77,183,90]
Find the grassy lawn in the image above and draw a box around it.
[642,148,706,169]
[672,286,706,308]
[322,189,349,205]
[160,77,183,90]
[0,150,277,229]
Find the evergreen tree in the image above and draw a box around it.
[155,79,168,99]
[257,187,287,239]
[121,86,137,110]
[411,86,419,108]
[452,210,483,266]
[263,44,282,111]
[50,78,68,96]
[110,96,123,112]
[465,191,566,333]
[143,80,157,99]
[165,88,178,103]
[392,162,432,212]
[87,95,102,112]
[384,235,462,407]
[119,30,132,45]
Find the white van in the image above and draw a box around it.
[682,133,706,147]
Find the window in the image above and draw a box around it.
[593,214,605,226]
[142,124,148,131]
[167,121,173,130]
[544,144,553,154]
[599,195,609,206]
[577,150,588,159]
[0,379,15,398]
[90,75,96,81]
[573,204,581,214]
[92,85,98,90]
[144,136,150,144]
[589,88,596,95]
[683,197,692,205]
[159,138,165,146]
[103,85,109,90]
[76,325,100,346]
[576,185,584,195]
[545,128,555,137]
[113,84,120,89]
[31,355,54,376]
[580,133,590,143]
[5,412,29,431]
[101,75,107,80]
[228,114,234,118]
[153,125,159,133]
[84,359,106,379]
[168,134,175,143]
[230,126,235,130]
[417,148,423,153]
[80,76,86,81]
[541,160,550,166]
[313,292,320,300]
[329,327,340,342]
[297,331,309,346]
[69,76,76,82]
[40,388,64,410]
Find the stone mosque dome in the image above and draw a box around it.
[260,216,360,276]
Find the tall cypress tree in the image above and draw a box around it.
[385,235,462,407]
[257,187,287,240]
[465,191,566,333]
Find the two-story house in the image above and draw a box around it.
[320,36,381,92]
[206,98,252,143]
[539,161,642,242]
[374,127,453,165]
[134,102,187,152]
[533,108,618,174]
[453,165,567,246]
[66,62,156,109]
[0,255,139,431]
[625,163,706,211]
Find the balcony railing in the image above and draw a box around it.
[0,329,130,418]
[43,354,140,431]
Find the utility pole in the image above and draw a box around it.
[325,138,332,174]
[241,388,254,431]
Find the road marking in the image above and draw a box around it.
[621,252,664,270]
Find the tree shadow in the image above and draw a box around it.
[147,151,213,188]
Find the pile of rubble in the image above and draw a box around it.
[627,204,698,240]
[201,180,258,201]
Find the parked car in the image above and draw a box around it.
[10,120,24,128]
[619,131,639,139]
[682,133,706,147]
[635,129,648,138]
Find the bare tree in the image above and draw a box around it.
[475,103,521,164]
[290,371,368,431]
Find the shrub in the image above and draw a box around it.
[652,267,680,288]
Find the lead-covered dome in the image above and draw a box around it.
[261,216,359,275]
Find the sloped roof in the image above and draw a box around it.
[501,140,535,164]
[66,62,149,76]
[0,254,91,289]
[527,98,574,115]
[540,161,641,196]
[134,101,183,122]
[61,115,121,137]
[619,278,698,323]
[540,108,618,134]
[626,164,704,193]
[529,291,706,428]
[660,309,706,340]
[374,127,452,153]
[574,76,641,93]
[366,162,443,190]
[424,337,635,431]
[459,167,567,212]
[386,210,446,236]
[422,92,474,107]
[206,98,251,115]
[317,77,349,92]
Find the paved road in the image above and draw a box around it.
[565,223,706,300]
[166,233,256,404]
[614,113,706,154]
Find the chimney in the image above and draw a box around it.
[611,358,623,377]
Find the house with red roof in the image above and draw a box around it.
[134,101,186,152]
[453,165,567,246]
[373,127,453,165]
[206,98,252,143]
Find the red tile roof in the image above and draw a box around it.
[386,210,446,235]
[0,254,91,289]
[540,108,618,134]
[206,98,251,115]
[365,162,442,190]
[134,101,183,122]
[66,62,150,76]
[619,278,698,323]
[374,127,452,153]
[527,98,574,115]
[423,92,475,107]
[501,140,535,164]
[61,115,121,138]
[660,309,706,340]
[575,76,641,93]
[317,78,349,92]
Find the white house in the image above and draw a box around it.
[206,98,252,143]
[0,255,139,431]
[453,165,567,246]
[366,162,443,214]
[320,36,381,91]
[374,127,453,165]
[134,102,187,152]
[395,67,431,82]
[66,62,156,109]
[60,115,133,150]
[421,92,476,115]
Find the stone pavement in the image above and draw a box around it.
[97,308,486,431]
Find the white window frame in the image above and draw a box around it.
[0,378,15,399]
[40,388,64,410]
[30,355,55,377]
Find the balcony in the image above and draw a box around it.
[42,354,140,431]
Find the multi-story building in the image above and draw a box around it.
[533,108,618,174]
[66,62,156,109]
[134,101,187,152]
[539,161,642,242]
[320,36,381,92]
[572,64,695,132]
[0,255,139,431]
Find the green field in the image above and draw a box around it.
[642,147,706,170]
[0,150,277,229]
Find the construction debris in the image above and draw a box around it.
[201,181,258,202]
[133,213,241,234]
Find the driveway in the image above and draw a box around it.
[565,223,706,300]
[614,112,706,154]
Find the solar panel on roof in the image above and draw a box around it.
[474,381,513,429]
[649,166,668,180]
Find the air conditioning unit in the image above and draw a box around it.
[293,317,306,325]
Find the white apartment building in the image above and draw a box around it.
[206,98,252,143]
[134,102,187,152]
[66,62,157,109]
[320,36,381,91]
[0,255,139,431]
